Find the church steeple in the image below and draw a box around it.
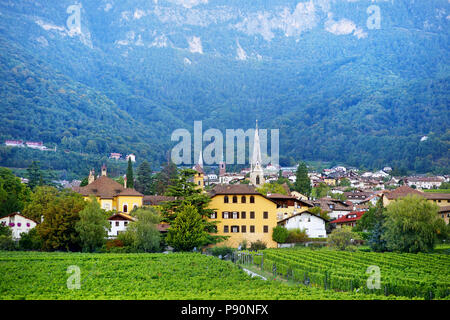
[250,120,265,187]
[193,151,205,191]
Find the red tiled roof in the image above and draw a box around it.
[0,212,39,224]
[384,186,424,200]
[108,213,136,221]
[143,195,176,206]
[332,211,365,224]
[267,193,296,199]
[193,164,204,174]
[424,193,450,200]
[74,176,142,198]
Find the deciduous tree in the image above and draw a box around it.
[382,195,446,253]
[75,196,110,252]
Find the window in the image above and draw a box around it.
[224,226,229,233]
[250,225,255,233]
[115,221,120,227]
[250,196,255,203]
[103,203,111,210]
[241,225,247,233]
[224,196,229,203]
[232,196,238,203]
[263,226,269,233]
[263,211,268,219]
[133,204,138,210]
[250,211,255,219]
[241,196,246,203]
[241,211,246,219]
[124,221,128,226]
[232,211,239,219]
[223,212,229,219]
[211,212,217,219]
[198,181,201,185]
[256,176,260,185]
[231,226,239,233]
[123,204,128,213]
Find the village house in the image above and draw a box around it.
[73,165,143,213]
[5,140,25,147]
[126,154,136,162]
[108,213,135,238]
[344,191,374,204]
[311,197,353,220]
[109,153,122,160]
[25,141,46,150]
[332,211,365,228]
[0,213,38,240]
[406,177,443,189]
[277,211,328,238]
[266,193,313,221]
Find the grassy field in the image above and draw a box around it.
[0,251,419,300]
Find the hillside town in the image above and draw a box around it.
[1,123,449,251]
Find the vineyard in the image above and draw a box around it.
[0,252,417,300]
[246,248,450,300]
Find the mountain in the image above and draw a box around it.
[0,0,449,176]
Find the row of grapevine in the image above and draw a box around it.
[251,248,450,299]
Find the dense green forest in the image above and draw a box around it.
[0,0,448,177]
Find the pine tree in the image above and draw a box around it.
[294,162,311,196]
[27,161,43,191]
[135,161,153,195]
[166,204,208,251]
[126,158,134,188]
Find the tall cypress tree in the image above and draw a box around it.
[294,162,311,196]
[27,161,43,191]
[126,158,134,188]
[135,161,153,195]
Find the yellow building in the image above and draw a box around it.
[382,185,450,224]
[192,152,205,191]
[193,164,205,190]
[207,184,278,248]
[74,166,143,213]
[323,178,337,186]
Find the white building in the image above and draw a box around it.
[107,213,135,238]
[372,170,390,179]
[126,154,136,162]
[278,211,327,238]
[5,140,24,147]
[0,213,38,240]
[407,177,443,190]
[25,141,46,150]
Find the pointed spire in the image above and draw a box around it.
[252,119,262,169]
[198,150,203,168]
